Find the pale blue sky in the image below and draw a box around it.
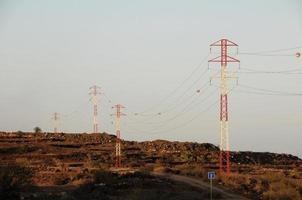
[0,0,301,157]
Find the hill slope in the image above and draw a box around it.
[0,132,301,200]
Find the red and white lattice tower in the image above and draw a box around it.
[208,39,240,175]
[112,104,126,168]
[89,85,101,133]
[52,112,59,133]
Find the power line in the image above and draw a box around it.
[132,54,210,115]
[124,86,236,135]
[237,84,302,96]
[127,80,213,124]
[158,82,210,115]
[239,45,302,54]
[60,100,90,119]
[239,53,296,57]
[238,67,302,74]
[128,66,213,119]
[124,99,218,135]
[234,89,302,96]
[126,87,218,126]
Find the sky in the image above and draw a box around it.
[0,0,301,157]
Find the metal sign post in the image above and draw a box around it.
[208,171,215,200]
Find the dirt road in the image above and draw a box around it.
[152,172,250,200]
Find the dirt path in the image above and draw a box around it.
[152,172,250,200]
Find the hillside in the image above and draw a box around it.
[0,132,301,200]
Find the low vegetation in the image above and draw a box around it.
[0,132,301,200]
[215,171,302,200]
[0,163,33,200]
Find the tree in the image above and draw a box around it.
[33,127,42,133]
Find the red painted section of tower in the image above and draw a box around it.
[220,94,228,121]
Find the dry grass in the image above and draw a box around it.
[171,165,302,200]
[219,171,302,200]
[260,172,302,200]
[174,164,208,180]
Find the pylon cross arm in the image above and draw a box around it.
[208,55,240,63]
[210,39,238,46]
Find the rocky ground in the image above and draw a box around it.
[0,131,301,200]
[18,172,222,200]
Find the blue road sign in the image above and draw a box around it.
[208,171,215,180]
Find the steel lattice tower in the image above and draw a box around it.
[209,39,239,174]
[52,112,59,133]
[112,104,125,168]
[89,85,101,133]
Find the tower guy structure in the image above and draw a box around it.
[208,39,240,174]
[52,112,59,133]
[89,85,101,133]
[111,104,126,168]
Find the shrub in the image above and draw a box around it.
[261,179,270,191]
[219,173,248,189]
[0,146,37,154]
[299,187,302,197]
[153,166,173,173]
[0,164,33,199]
[34,127,42,133]
[16,131,24,137]
[263,186,300,200]
[259,172,302,200]
[54,174,70,185]
[174,164,207,180]
[93,170,117,185]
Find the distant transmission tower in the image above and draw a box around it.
[52,112,59,133]
[208,39,240,175]
[111,104,126,168]
[89,85,101,133]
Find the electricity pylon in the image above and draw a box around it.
[89,85,101,133]
[111,104,126,168]
[52,112,59,133]
[208,39,240,175]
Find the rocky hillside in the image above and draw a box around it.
[0,131,300,173]
[1,131,302,200]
